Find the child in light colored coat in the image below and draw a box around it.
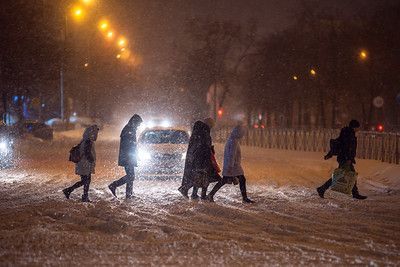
[63,125,99,202]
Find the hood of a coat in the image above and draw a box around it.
[189,121,210,142]
[128,114,143,127]
[83,125,99,141]
[229,125,246,140]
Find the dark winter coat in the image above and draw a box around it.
[76,125,98,176]
[181,121,214,188]
[118,123,138,167]
[337,126,357,165]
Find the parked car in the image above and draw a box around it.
[137,127,189,178]
[69,115,104,129]
[0,125,15,168]
[21,121,53,140]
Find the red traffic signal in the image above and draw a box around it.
[217,108,223,117]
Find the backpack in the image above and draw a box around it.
[69,142,82,163]
[324,138,341,160]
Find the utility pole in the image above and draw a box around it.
[60,12,68,121]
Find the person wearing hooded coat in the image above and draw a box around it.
[317,119,367,199]
[63,125,99,202]
[178,119,219,199]
[108,114,143,199]
[207,125,254,203]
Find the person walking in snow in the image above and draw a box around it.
[108,114,143,199]
[63,125,99,202]
[178,118,220,199]
[207,124,254,203]
[317,119,367,199]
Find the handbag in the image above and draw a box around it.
[331,167,357,195]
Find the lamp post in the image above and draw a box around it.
[60,5,85,121]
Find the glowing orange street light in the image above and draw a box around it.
[116,54,121,59]
[71,6,84,20]
[81,0,94,5]
[118,37,127,47]
[121,47,126,52]
[359,49,368,60]
[293,75,298,80]
[84,63,89,67]
[106,31,114,40]
[310,69,317,76]
[99,20,109,31]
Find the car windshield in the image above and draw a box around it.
[141,130,189,144]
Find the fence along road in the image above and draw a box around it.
[215,128,400,165]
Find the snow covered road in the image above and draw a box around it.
[0,132,399,266]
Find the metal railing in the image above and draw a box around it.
[214,128,400,164]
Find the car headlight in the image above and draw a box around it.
[138,148,151,161]
[181,152,187,160]
[0,140,9,153]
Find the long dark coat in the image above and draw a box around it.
[118,123,138,167]
[337,126,357,165]
[76,125,98,175]
[181,121,214,188]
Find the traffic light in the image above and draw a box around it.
[217,108,223,118]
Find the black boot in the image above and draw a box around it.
[178,186,189,199]
[191,187,200,200]
[200,187,207,200]
[207,194,215,202]
[243,197,255,203]
[352,183,367,200]
[316,186,326,198]
[82,196,91,202]
[353,193,367,200]
[62,188,71,199]
[108,184,117,197]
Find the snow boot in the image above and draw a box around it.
[108,184,117,197]
[353,193,367,200]
[317,186,325,198]
[243,197,255,203]
[82,197,91,202]
[200,189,207,200]
[178,187,189,199]
[62,188,71,199]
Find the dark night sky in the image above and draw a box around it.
[103,0,388,76]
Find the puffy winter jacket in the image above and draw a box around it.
[75,125,98,175]
[222,126,246,177]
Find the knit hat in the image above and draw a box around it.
[349,119,360,129]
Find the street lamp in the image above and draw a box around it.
[118,37,127,47]
[106,31,114,40]
[310,69,317,76]
[71,6,84,21]
[359,49,368,61]
[98,20,109,31]
[293,75,298,80]
[81,0,94,5]
[116,54,121,59]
